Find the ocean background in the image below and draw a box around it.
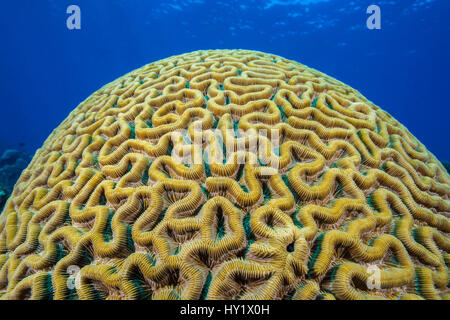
[0,0,449,163]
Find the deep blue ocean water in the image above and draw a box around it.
[0,0,449,161]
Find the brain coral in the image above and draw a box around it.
[0,50,449,300]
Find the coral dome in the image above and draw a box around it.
[0,50,449,300]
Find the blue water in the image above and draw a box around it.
[0,0,449,161]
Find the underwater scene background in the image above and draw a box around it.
[0,0,450,302]
[0,0,449,207]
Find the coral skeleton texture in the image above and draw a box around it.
[0,50,449,300]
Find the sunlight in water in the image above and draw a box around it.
[263,0,331,9]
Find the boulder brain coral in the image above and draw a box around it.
[0,50,449,300]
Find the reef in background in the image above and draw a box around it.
[0,149,31,212]
[443,161,450,174]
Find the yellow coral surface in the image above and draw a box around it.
[0,49,449,300]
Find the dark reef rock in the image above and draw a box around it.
[444,161,450,174]
[0,149,31,212]
[0,186,7,213]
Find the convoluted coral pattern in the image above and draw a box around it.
[0,50,449,300]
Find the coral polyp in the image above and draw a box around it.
[0,50,449,300]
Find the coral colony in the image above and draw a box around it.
[0,50,448,300]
